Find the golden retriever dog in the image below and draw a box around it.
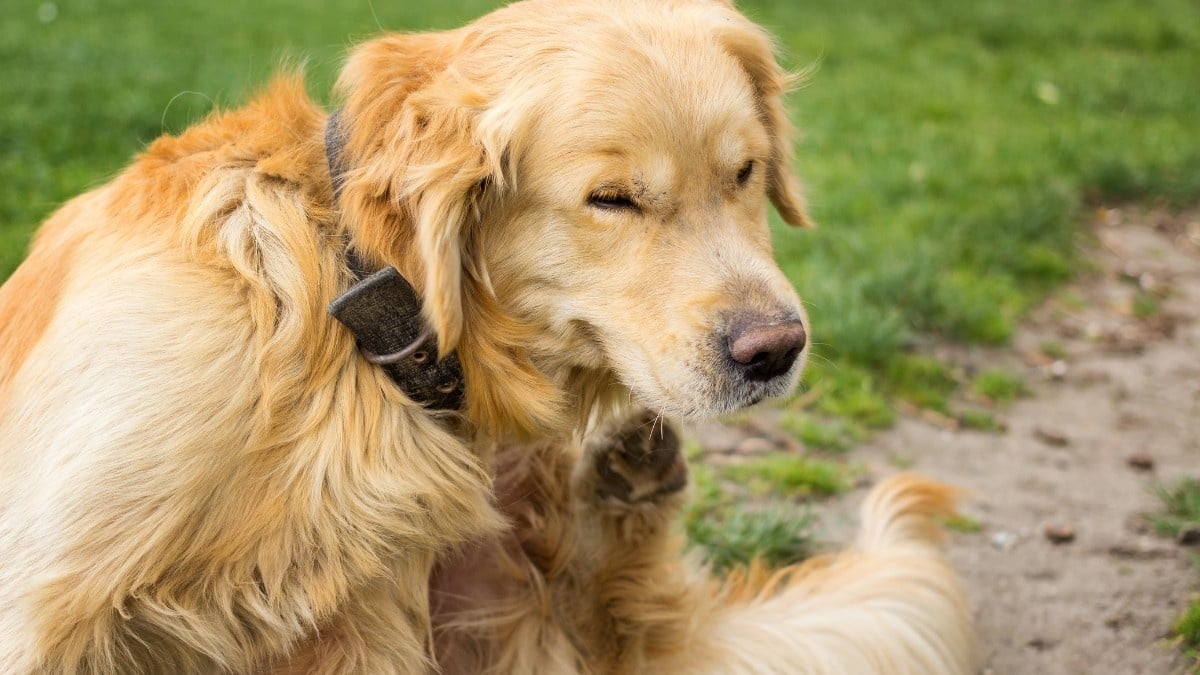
[0,0,976,672]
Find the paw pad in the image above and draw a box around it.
[591,411,688,503]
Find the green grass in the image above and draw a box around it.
[683,460,827,571]
[958,408,1002,432]
[1039,339,1066,360]
[1176,595,1200,671]
[686,503,816,573]
[885,355,959,413]
[727,453,851,497]
[941,513,983,534]
[972,369,1027,404]
[0,0,502,277]
[1132,290,1161,320]
[1153,480,1200,667]
[1152,478,1200,539]
[805,366,896,431]
[779,413,855,453]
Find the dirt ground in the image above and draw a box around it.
[692,208,1200,674]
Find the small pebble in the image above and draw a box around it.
[1034,426,1069,447]
[991,531,1017,550]
[1026,637,1057,651]
[1044,524,1076,544]
[1125,453,1155,472]
[1048,360,1068,380]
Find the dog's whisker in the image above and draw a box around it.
[804,351,837,369]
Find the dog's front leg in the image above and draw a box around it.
[563,410,696,673]
[429,412,694,675]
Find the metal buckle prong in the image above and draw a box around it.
[359,327,432,365]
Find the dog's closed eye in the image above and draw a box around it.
[587,188,640,213]
[736,159,755,187]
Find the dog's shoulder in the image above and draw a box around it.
[0,76,341,405]
[120,75,332,237]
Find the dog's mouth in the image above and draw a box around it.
[618,351,804,420]
[559,313,805,420]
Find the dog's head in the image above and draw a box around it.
[335,0,812,433]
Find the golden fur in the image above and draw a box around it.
[0,0,976,672]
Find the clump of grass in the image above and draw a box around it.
[972,369,1027,404]
[1040,339,1066,360]
[1174,597,1200,668]
[684,461,819,572]
[941,513,983,534]
[685,504,816,573]
[682,438,704,461]
[805,364,897,430]
[1153,480,1200,667]
[779,414,856,453]
[727,453,850,498]
[690,463,723,509]
[1132,291,1160,320]
[1151,478,1200,538]
[1057,291,1088,311]
[794,419,851,452]
[885,355,958,413]
[932,270,1019,344]
[816,389,895,431]
[958,408,1003,432]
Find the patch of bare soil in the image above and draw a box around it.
[694,208,1200,674]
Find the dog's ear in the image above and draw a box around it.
[717,21,815,228]
[402,82,498,357]
[336,32,505,355]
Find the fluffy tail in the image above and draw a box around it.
[855,472,963,553]
[653,474,978,675]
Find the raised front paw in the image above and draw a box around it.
[583,409,688,505]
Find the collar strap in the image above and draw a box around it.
[324,109,466,412]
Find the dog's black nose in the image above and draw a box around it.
[725,317,806,382]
